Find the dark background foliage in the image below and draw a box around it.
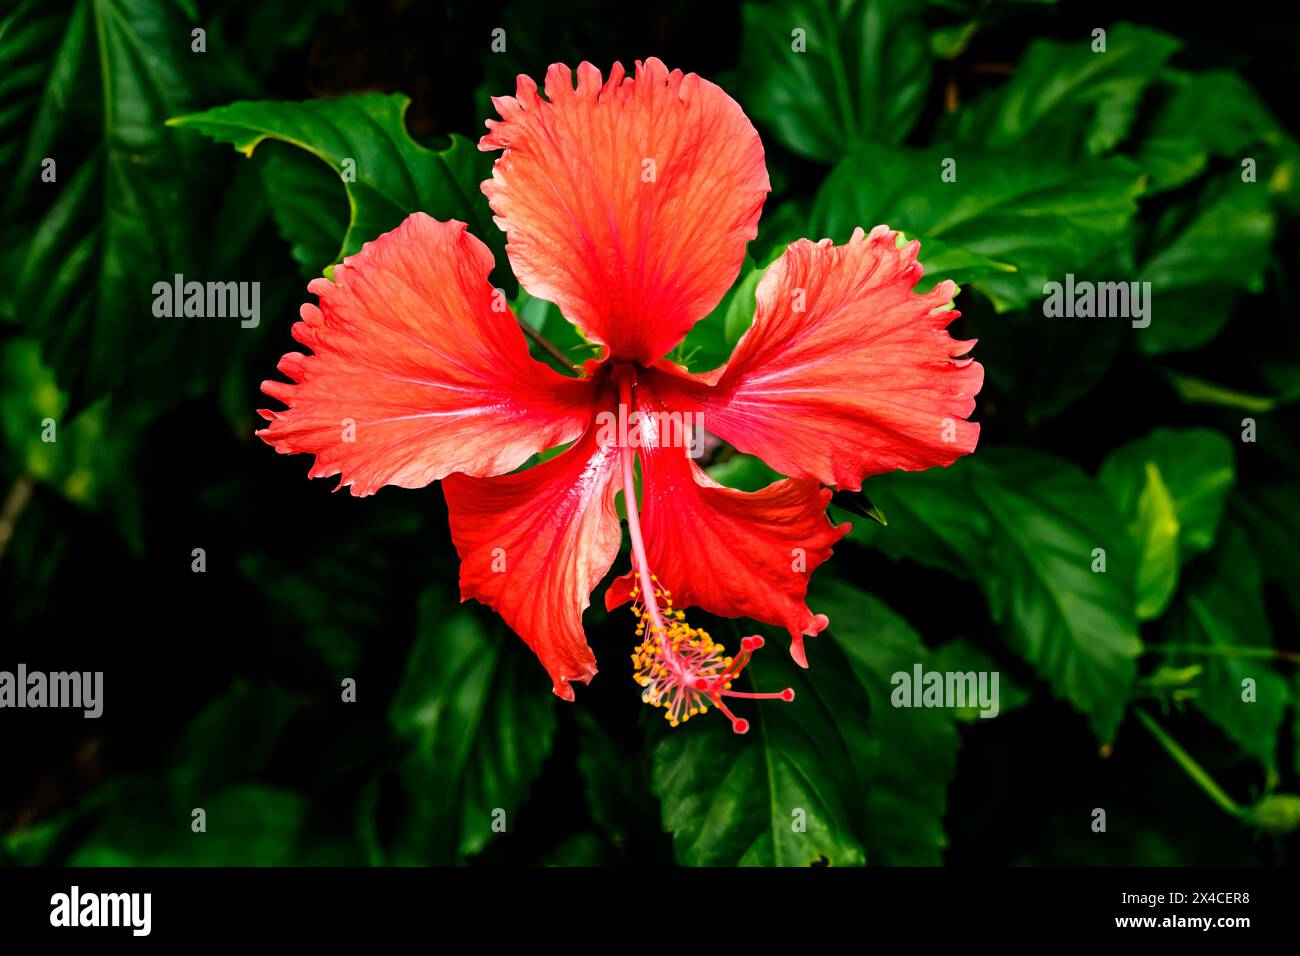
[2,0,1298,866]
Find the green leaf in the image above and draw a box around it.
[814,582,960,865]
[1098,428,1236,620]
[0,337,145,548]
[706,452,784,493]
[855,451,1143,738]
[650,630,867,866]
[170,93,500,278]
[169,679,300,805]
[812,144,1144,311]
[513,288,600,366]
[737,0,932,163]
[1161,523,1288,768]
[1098,428,1236,557]
[42,678,308,865]
[897,233,1017,294]
[1295,675,1300,778]
[970,449,1142,742]
[1247,793,1300,837]
[2,811,76,866]
[948,23,1180,157]
[1136,175,1276,354]
[677,259,762,371]
[1120,462,1179,620]
[388,590,557,862]
[1134,70,1292,191]
[5,0,200,407]
[749,196,811,265]
[652,585,961,866]
[829,489,888,526]
[1259,360,1300,405]
[70,783,306,866]
[0,0,88,183]
[851,461,988,580]
[1,785,114,866]
[930,20,979,60]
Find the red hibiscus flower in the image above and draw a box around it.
[257,59,983,732]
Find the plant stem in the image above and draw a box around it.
[0,472,36,563]
[1134,708,1244,819]
[1144,642,1300,665]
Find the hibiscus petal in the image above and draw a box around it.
[656,226,983,491]
[443,421,623,699]
[257,213,595,496]
[480,59,770,364]
[604,379,849,667]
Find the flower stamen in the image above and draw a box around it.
[617,374,793,733]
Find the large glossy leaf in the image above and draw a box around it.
[389,590,557,863]
[813,581,959,865]
[947,22,1180,157]
[737,0,931,163]
[970,449,1142,742]
[651,629,868,866]
[854,450,1142,738]
[1161,523,1288,768]
[0,0,88,181]
[812,144,1144,311]
[3,0,200,407]
[171,93,500,279]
